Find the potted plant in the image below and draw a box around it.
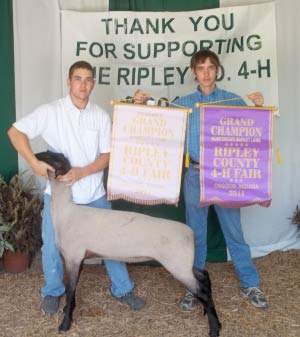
[0,172,43,273]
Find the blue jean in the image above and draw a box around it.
[41,194,134,298]
[184,166,260,288]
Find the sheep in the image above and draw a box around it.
[35,151,221,337]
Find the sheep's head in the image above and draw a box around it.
[35,151,71,178]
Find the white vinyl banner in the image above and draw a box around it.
[61,2,278,114]
[107,103,187,205]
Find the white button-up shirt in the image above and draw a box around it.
[14,95,111,204]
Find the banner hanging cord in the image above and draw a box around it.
[132,95,246,108]
[121,95,278,110]
[150,95,247,107]
[122,96,185,109]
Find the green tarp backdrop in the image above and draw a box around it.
[109,0,219,11]
[0,0,18,181]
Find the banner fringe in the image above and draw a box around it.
[107,194,179,207]
[200,199,272,208]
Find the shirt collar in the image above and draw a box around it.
[65,94,91,112]
[196,85,220,100]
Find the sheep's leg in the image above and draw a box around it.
[159,254,221,337]
[59,260,82,332]
[192,267,221,337]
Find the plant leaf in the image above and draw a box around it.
[0,225,10,232]
[4,241,14,252]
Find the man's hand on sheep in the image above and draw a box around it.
[58,167,84,186]
[31,159,55,179]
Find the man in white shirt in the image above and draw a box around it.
[8,61,144,315]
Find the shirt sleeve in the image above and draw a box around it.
[13,104,49,139]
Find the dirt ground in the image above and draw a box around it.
[0,249,299,337]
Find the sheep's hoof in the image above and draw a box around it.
[59,325,70,333]
[59,318,72,333]
[209,321,222,337]
[209,329,220,337]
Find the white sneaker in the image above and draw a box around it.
[240,287,268,309]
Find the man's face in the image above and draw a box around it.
[67,68,95,102]
[193,57,218,91]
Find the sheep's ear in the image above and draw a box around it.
[35,151,52,165]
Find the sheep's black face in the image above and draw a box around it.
[35,151,71,177]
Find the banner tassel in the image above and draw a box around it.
[276,147,282,165]
[185,152,190,168]
[273,111,281,165]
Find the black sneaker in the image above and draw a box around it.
[112,291,145,310]
[240,287,268,309]
[40,295,61,315]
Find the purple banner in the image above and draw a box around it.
[199,105,273,208]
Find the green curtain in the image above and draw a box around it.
[109,0,219,11]
[110,0,226,262]
[0,0,17,181]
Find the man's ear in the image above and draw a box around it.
[67,77,71,88]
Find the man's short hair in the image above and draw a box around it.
[190,50,221,70]
[68,61,95,79]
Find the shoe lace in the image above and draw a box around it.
[248,287,264,299]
